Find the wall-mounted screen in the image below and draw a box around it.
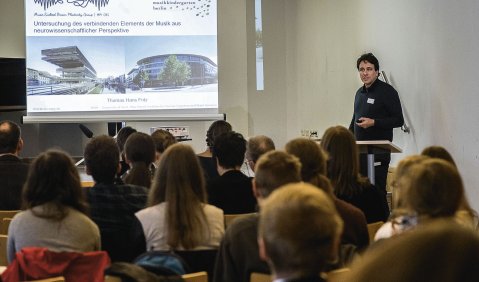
[24,0,218,122]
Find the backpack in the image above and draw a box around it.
[133,251,189,276]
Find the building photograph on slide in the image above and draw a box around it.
[25,0,218,114]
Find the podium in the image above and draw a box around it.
[356,140,402,185]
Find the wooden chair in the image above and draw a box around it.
[367,221,384,243]
[175,249,217,282]
[0,211,20,236]
[0,235,8,266]
[182,271,208,282]
[224,212,257,228]
[1,218,13,235]
[250,272,272,282]
[104,275,122,282]
[26,277,66,282]
[326,268,350,282]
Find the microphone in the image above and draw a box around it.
[79,124,94,138]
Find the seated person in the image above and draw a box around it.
[320,126,390,223]
[115,126,137,177]
[136,144,224,251]
[123,132,156,189]
[151,129,177,166]
[207,131,256,214]
[214,150,302,282]
[258,183,343,282]
[0,120,29,210]
[7,150,100,263]
[245,135,275,173]
[198,120,232,180]
[286,138,369,249]
[376,158,465,241]
[83,135,148,262]
[346,220,479,281]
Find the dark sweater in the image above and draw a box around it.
[349,79,404,141]
[207,170,256,214]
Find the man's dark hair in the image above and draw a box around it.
[213,131,246,169]
[84,135,120,184]
[0,120,21,154]
[357,53,380,71]
[246,135,275,163]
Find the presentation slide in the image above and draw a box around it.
[25,0,218,114]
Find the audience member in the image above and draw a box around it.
[115,126,137,177]
[346,220,479,282]
[83,135,147,262]
[123,132,156,189]
[208,131,256,214]
[136,143,224,251]
[7,150,100,263]
[198,120,232,180]
[374,155,427,240]
[214,150,302,282]
[421,145,478,230]
[258,183,343,282]
[151,129,177,165]
[285,138,369,249]
[0,120,29,210]
[376,158,465,241]
[320,126,389,223]
[245,135,275,172]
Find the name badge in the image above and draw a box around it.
[367,98,375,104]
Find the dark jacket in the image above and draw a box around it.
[0,154,29,210]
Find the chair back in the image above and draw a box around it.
[0,211,20,235]
[27,277,66,282]
[250,272,271,282]
[0,235,7,266]
[175,249,217,282]
[224,213,257,228]
[182,271,208,282]
[367,221,384,242]
[326,268,350,282]
[1,218,13,235]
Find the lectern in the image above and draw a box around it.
[356,140,402,185]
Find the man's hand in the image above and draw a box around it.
[356,117,375,129]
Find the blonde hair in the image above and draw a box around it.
[148,143,208,249]
[259,183,343,276]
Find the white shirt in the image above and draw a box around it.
[136,202,224,251]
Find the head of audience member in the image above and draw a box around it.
[149,143,208,249]
[115,126,137,161]
[320,126,370,198]
[151,129,177,164]
[245,135,275,172]
[205,120,232,150]
[420,145,478,228]
[391,155,429,212]
[421,145,456,167]
[253,150,301,205]
[403,159,464,221]
[213,131,247,173]
[0,120,23,155]
[124,132,156,188]
[23,149,88,220]
[258,183,343,280]
[345,220,479,281]
[285,138,334,196]
[84,135,120,185]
